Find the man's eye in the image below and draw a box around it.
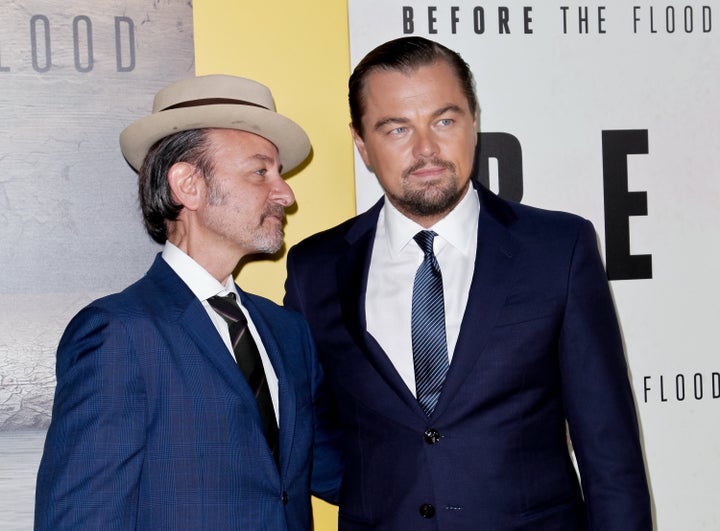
[255,168,268,176]
[389,126,407,135]
[437,118,453,127]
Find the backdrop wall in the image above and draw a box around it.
[194,0,356,303]
[193,1,355,528]
[0,1,354,529]
[2,0,713,529]
[0,2,195,528]
[347,1,719,529]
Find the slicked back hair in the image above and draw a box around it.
[138,128,215,244]
[348,36,478,138]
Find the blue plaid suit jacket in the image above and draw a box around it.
[35,255,341,530]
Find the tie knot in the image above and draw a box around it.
[207,293,245,325]
[414,230,437,256]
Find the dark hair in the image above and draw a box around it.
[348,36,478,137]
[138,129,215,244]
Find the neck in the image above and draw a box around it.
[167,225,240,283]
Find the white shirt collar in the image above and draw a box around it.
[161,241,236,301]
[382,183,480,257]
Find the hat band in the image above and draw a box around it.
[160,98,270,112]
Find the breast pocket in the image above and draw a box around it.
[494,297,560,327]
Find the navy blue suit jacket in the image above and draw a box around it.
[284,182,651,530]
[36,255,341,530]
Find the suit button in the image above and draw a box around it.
[282,491,288,505]
[419,503,436,518]
[423,428,441,444]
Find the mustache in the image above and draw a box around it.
[260,204,286,223]
[402,157,456,178]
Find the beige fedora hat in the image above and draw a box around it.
[119,74,310,173]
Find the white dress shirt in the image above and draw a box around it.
[366,185,479,396]
[162,242,280,422]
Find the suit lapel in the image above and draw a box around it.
[337,201,435,415]
[431,183,522,419]
[336,185,523,420]
[145,255,283,477]
[239,291,295,474]
[146,255,267,408]
[178,302,250,388]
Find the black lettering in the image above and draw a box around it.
[602,130,652,281]
[684,6,694,33]
[560,6,569,34]
[428,6,438,34]
[524,6,533,34]
[703,6,712,32]
[666,6,676,33]
[474,7,485,34]
[676,374,685,401]
[30,15,51,73]
[579,6,589,33]
[660,375,667,402]
[633,6,641,33]
[643,376,651,403]
[451,6,460,34]
[403,6,415,34]
[498,7,510,34]
[598,6,606,33]
[650,6,658,33]
[473,132,523,202]
[694,373,703,400]
[713,372,719,398]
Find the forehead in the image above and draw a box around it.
[206,128,280,162]
[361,61,469,117]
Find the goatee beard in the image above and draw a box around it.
[390,158,465,218]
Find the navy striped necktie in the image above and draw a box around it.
[411,230,450,416]
[207,293,279,465]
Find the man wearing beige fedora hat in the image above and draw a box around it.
[35,74,343,530]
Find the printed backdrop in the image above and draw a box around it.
[0,0,194,431]
[348,1,719,529]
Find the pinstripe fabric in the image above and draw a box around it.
[208,293,279,464]
[411,230,449,416]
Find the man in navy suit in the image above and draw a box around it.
[35,75,342,530]
[284,37,652,529]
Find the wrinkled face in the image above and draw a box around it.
[199,128,295,256]
[352,60,478,226]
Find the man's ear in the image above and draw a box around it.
[350,124,372,170]
[167,162,204,211]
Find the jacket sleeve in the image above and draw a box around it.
[284,245,305,315]
[35,306,146,530]
[286,246,345,504]
[559,219,652,530]
[305,316,344,504]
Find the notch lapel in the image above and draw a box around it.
[431,184,522,419]
[239,291,296,474]
[148,257,273,420]
[146,255,248,392]
[337,203,429,416]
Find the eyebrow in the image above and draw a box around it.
[251,153,279,165]
[372,104,465,131]
[250,152,282,172]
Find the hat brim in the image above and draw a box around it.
[119,104,311,173]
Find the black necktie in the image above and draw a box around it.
[207,293,279,464]
[411,230,450,416]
